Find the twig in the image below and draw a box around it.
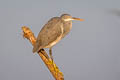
[21,26,64,80]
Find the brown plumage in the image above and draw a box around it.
[33,14,84,62]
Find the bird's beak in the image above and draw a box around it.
[72,17,84,21]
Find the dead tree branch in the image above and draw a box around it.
[21,26,64,80]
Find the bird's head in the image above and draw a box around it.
[60,14,84,22]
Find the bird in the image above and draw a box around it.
[33,14,84,62]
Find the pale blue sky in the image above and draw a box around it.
[0,0,120,80]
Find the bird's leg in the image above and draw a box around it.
[49,47,53,64]
[49,47,58,76]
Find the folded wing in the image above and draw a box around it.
[33,17,63,53]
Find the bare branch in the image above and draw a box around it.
[21,26,64,80]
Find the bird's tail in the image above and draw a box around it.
[32,43,38,53]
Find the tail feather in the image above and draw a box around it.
[33,43,43,53]
[32,44,38,53]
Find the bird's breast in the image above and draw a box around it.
[62,21,72,38]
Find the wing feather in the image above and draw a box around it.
[33,17,63,53]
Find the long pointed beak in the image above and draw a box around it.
[72,17,84,21]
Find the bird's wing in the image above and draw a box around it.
[33,17,63,53]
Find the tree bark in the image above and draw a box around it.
[21,26,64,80]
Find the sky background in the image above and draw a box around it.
[0,0,120,80]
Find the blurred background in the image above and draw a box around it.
[0,0,120,80]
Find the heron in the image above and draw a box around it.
[33,14,84,62]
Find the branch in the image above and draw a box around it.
[21,26,64,80]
